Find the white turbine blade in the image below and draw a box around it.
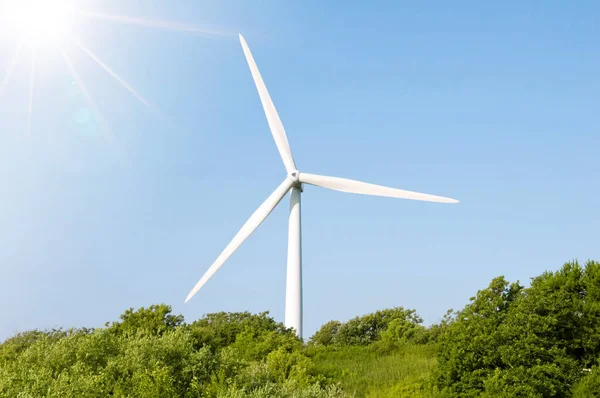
[185,178,294,303]
[239,34,297,174]
[299,173,459,204]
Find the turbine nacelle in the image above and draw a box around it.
[287,170,301,187]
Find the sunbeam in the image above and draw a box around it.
[2,3,221,139]
[58,46,114,142]
[27,47,36,136]
[74,10,232,37]
[68,35,154,110]
[0,43,23,97]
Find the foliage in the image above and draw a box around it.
[0,305,338,397]
[572,366,600,397]
[309,307,423,347]
[309,321,342,347]
[187,311,292,351]
[107,304,184,337]
[433,276,523,396]
[435,260,600,397]
[216,382,351,398]
[230,326,302,361]
[3,260,600,397]
[0,325,215,397]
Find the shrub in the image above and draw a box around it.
[573,366,600,397]
[435,261,600,397]
[310,307,423,347]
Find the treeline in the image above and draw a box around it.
[0,308,345,397]
[1,260,599,397]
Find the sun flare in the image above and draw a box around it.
[3,0,73,44]
[0,1,231,137]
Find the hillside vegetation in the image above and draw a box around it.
[1,260,600,397]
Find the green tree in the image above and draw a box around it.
[231,326,302,361]
[434,276,524,396]
[313,307,423,346]
[309,321,341,347]
[188,311,292,351]
[106,304,184,337]
[435,260,600,397]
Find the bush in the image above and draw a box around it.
[380,317,427,345]
[188,311,293,351]
[573,366,600,397]
[0,307,326,397]
[435,261,600,397]
[310,307,423,347]
[309,321,342,347]
[106,304,184,337]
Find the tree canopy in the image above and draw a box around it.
[434,260,600,397]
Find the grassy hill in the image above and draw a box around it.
[309,344,437,397]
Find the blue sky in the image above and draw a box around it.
[0,1,599,340]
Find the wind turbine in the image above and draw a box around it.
[184,34,459,338]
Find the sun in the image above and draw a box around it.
[0,2,230,137]
[3,0,73,44]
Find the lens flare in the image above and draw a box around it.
[0,1,230,136]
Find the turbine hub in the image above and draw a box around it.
[288,170,300,185]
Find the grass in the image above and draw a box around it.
[307,343,438,397]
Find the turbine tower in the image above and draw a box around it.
[185,34,459,338]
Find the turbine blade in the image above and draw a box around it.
[239,34,297,174]
[185,178,294,303]
[299,173,459,204]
